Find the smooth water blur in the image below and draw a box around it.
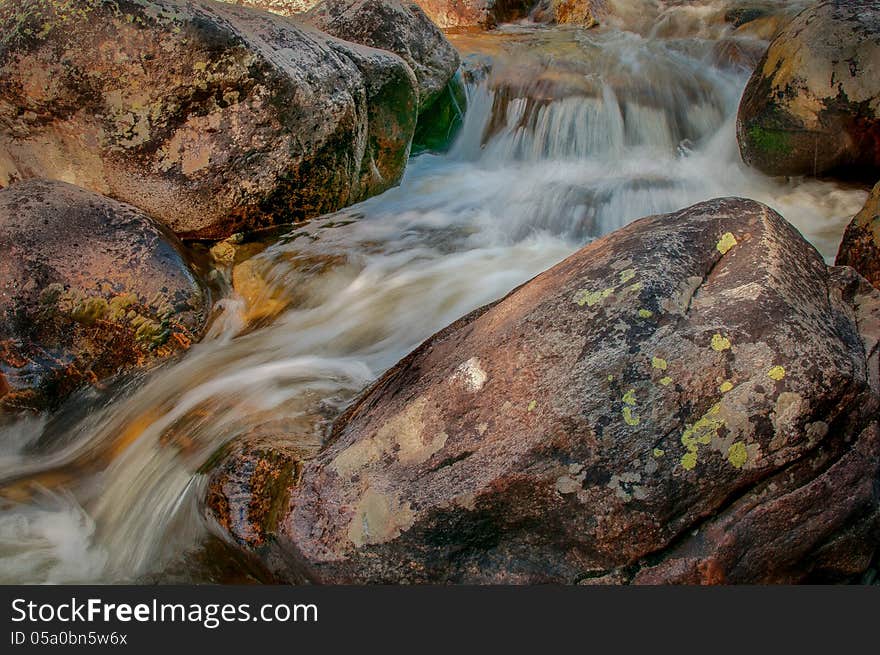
[0,10,869,583]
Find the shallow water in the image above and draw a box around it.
[0,12,869,583]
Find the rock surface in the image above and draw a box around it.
[305,0,460,113]
[837,181,880,289]
[415,0,532,29]
[0,0,418,239]
[737,0,880,179]
[529,0,604,27]
[206,197,880,583]
[0,180,208,413]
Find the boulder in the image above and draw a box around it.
[0,0,418,239]
[737,1,880,179]
[414,0,532,29]
[206,197,880,583]
[223,0,320,13]
[0,179,208,414]
[837,181,880,289]
[529,0,604,27]
[305,0,460,114]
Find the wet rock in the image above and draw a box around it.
[737,1,880,180]
[222,0,320,14]
[305,0,460,113]
[206,197,880,583]
[0,179,208,414]
[837,181,880,289]
[415,0,533,29]
[0,0,418,239]
[529,0,604,27]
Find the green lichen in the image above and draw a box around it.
[622,389,637,406]
[638,308,654,318]
[619,268,636,284]
[573,287,614,307]
[659,376,673,386]
[680,403,724,470]
[681,451,698,470]
[727,441,748,468]
[652,356,667,371]
[622,406,640,426]
[653,448,665,458]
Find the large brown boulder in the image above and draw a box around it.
[0,180,208,414]
[0,0,418,239]
[737,1,880,180]
[305,0,460,113]
[837,181,880,289]
[206,197,880,583]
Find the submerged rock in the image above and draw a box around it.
[837,181,880,290]
[0,180,208,414]
[737,1,880,180]
[206,197,880,583]
[0,0,418,239]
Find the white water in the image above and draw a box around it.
[0,17,868,583]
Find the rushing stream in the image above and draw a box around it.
[0,11,871,583]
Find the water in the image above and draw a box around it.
[0,10,869,583]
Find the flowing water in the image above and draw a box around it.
[0,5,871,583]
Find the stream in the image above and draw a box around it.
[0,11,870,583]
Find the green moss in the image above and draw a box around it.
[411,74,467,155]
[747,125,791,155]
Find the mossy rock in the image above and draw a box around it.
[0,179,209,414]
[737,1,880,180]
[412,73,467,154]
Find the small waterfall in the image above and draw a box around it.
[0,11,869,583]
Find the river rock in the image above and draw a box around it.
[417,0,532,29]
[737,0,880,179]
[305,0,459,113]
[223,0,320,13]
[529,0,604,27]
[837,181,880,289]
[0,180,208,414]
[0,0,418,239]
[206,197,880,583]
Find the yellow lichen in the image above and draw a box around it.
[620,268,636,284]
[659,376,673,386]
[727,441,748,468]
[719,380,734,393]
[638,308,654,318]
[622,389,637,405]
[622,406,640,426]
[527,400,537,412]
[711,333,731,352]
[653,448,665,458]
[652,356,668,370]
[716,232,737,254]
[681,451,698,470]
[768,365,786,381]
[573,287,614,307]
